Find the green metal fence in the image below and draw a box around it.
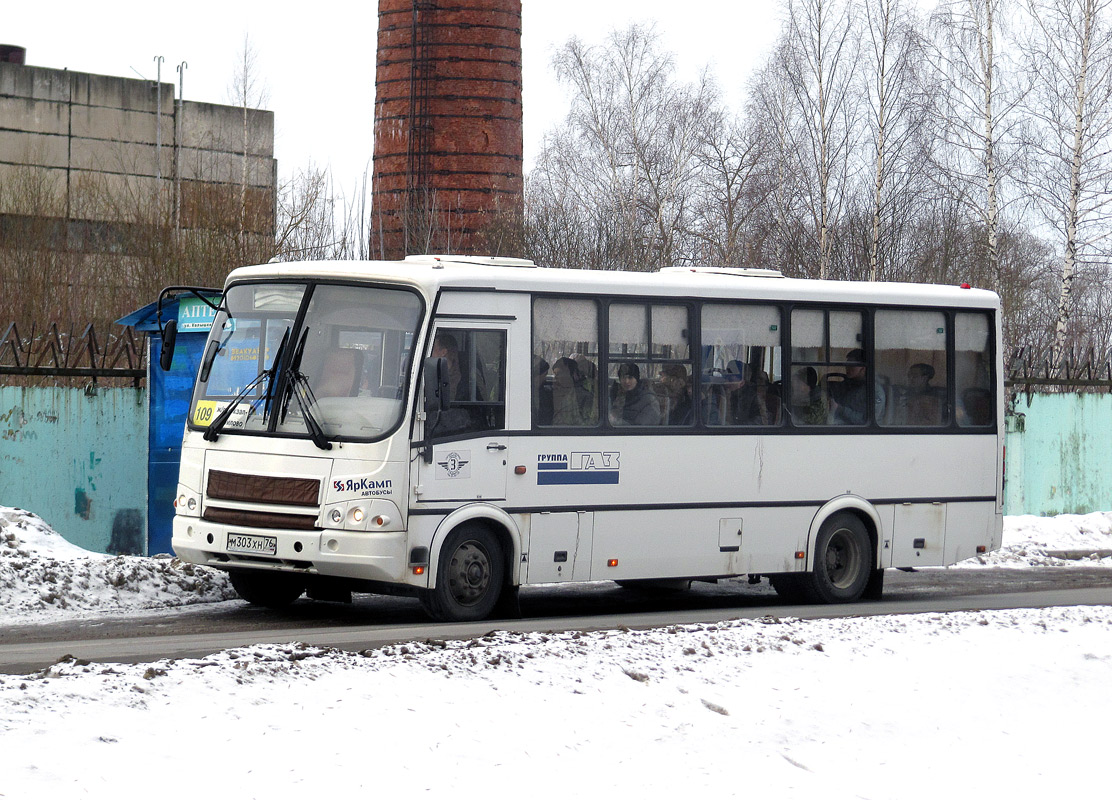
[1005,392,1112,516]
[0,385,148,554]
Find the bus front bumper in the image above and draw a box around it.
[171,515,417,586]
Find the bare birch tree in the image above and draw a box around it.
[748,39,810,274]
[687,113,773,266]
[780,0,861,279]
[926,0,1026,290]
[1022,0,1112,361]
[536,25,718,269]
[861,0,928,281]
[228,35,270,262]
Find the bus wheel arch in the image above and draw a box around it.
[803,499,882,603]
[422,507,520,621]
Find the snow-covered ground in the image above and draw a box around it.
[2,506,1111,799]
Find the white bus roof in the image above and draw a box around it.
[229,256,1000,310]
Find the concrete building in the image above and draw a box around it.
[0,46,276,323]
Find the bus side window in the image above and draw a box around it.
[875,310,948,427]
[533,297,600,428]
[955,313,994,427]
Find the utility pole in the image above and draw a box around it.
[174,61,187,235]
[154,56,164,180]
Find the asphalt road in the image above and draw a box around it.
[1,567,1110,675]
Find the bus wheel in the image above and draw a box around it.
[421,526,504,622]
[806,512,872,603]
[229,570,305,608]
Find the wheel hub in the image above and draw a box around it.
[448,541,491,605]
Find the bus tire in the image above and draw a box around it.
[420,525,504,622]
[229,570,304,608]
[805,512,872,603]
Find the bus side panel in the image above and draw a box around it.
[590,508,727,580]
[588,505,816,580]
[512,432,997,575]
[944,501,999,565]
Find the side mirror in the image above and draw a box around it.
[159,319,178,371]
[423,356,451,415]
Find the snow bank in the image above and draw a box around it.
[957,511,1112,568]
[0,507,235,623]
[1,605,1110,798]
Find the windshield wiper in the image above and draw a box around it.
[272,327,332,450]
[261,327,292,424]
[286,369,333,451]
[203,327,291,442]
[202,369,271,442]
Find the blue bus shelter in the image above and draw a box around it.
[116,294,219,554]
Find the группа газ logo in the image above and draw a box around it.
[537,452,620,485]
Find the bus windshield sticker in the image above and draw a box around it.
[537,452,620,485]
[435,451,471,479]
[193,400,250,429]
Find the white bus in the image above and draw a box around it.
[165,255,1003,621]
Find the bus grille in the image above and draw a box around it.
[203,506,320,531]
[206,470,321,507]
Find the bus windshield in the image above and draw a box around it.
[189,281,423,442]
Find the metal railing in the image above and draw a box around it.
[0,322,146,385]
[1007,345,1112,405]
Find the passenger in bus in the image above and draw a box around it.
[906,363,944,425]
[790,366,828,424]
[830,348,887,424]
[316,348,363,398]
[721,360,766,425]
[660,363,693,425]
[610,361,661,425]
[573,353,597,396]
[754,369,780,424]
[432,331,488,433]
[432,332,465,400]
[551,357,593,425]
[532,355,553,425]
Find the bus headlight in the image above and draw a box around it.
[174,486,201,517]
[322,500,402,532]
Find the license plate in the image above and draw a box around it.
[226,532,277,556]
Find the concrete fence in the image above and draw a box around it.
[0,385,147,554]
[1004,391,1112,517]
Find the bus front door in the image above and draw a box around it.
[416,324,509,503]
[419,438,509,502]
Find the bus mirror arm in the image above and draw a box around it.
[153,285,222,371]
[422,356,451,463]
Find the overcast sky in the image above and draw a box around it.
[7,1,781,191]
